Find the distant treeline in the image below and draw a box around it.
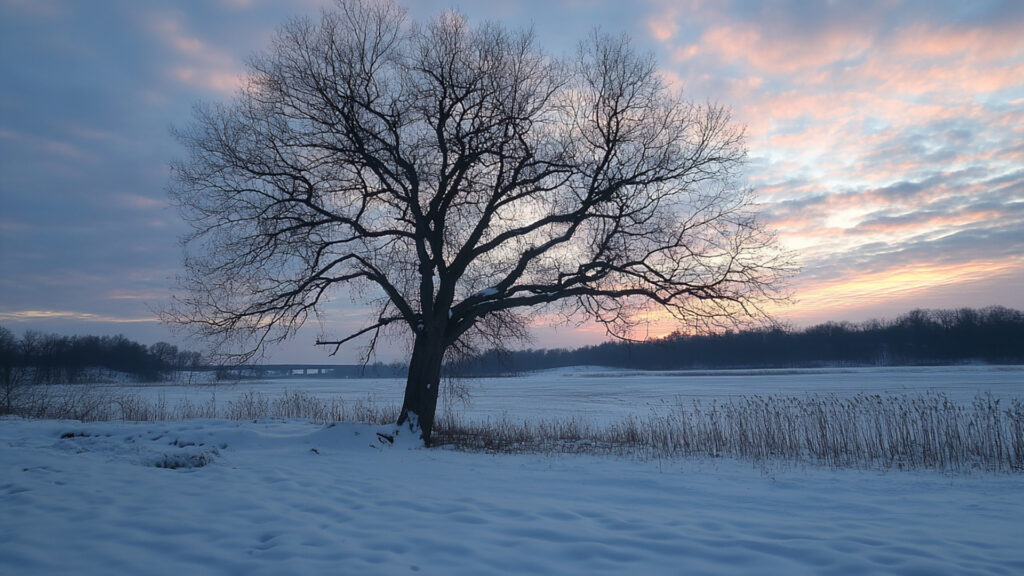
[5,306,1023,383]
[0,326,203,384]
[452,307,1024,376]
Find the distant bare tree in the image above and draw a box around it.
[168,0,790,443]
[0,326,26,415]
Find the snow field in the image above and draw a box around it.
[93,366,1022,472]
[118,365,1024,424]
[2,417,1023,575]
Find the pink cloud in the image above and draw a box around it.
[647,12,678,42]
[691,23,875,77]
[171,67,246,93]
[106,288,166,301]
[660,6,1024,96]
[850,210,1007,236]
[151,14,246,94]
[0,310,158,323]
[649,5,1024,178]
[118,194,166,210]
[889,23,1023,61]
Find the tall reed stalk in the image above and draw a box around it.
[7,385,1021,472]
[435,393,1024,472]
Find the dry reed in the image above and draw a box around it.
[434,393,1024,473]
[5,385,1021,472]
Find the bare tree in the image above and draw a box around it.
[0,326,26,415]
[168,0,790,444]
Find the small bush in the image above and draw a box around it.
[3,384,114,421]
[151,450,217,470]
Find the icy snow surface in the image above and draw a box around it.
[119,364,1024,424]
[2,366,1023,574]
[2,417,1023,575]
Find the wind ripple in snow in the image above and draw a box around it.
[2,417,1023,575]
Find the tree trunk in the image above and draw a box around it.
[398,333,444,445]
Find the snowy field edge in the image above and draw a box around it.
[3,416,1024,575]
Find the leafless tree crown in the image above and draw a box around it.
[168,0,790,362]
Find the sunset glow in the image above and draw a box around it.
[1,0,1022,362]
[788,259,1024,316]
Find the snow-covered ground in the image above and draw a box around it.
[3,365,1023,574]
[3,416,1023,575]
[119,364,1024,423]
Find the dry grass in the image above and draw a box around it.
[4,385,1021,472]
[434,393,1024,473]
[5,388,398,426]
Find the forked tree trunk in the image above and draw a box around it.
[397,334,444,445]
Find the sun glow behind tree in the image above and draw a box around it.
[167,0,791,442]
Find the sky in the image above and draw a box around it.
[1,0,1022,363]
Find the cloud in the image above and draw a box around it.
[639,0,1024,323]
[787,255,1024,321]
[646,6,679,42]
[0,128,96,162]
[3,0,1023,360]
[0,0,65,18]
[150,14,247,94]
[647,2,1024,160]
[0,310,159,324]
[117,194,167,210]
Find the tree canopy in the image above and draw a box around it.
[168,0,790,442]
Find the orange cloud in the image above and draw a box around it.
[787,258,1024,317]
